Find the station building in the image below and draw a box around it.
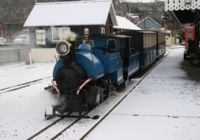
[24,1,140,62]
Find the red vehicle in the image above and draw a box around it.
[183,24,200,66]
[184,24,195,50]
[184,24,196,61]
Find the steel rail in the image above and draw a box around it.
[27,117,65,140]
[0,76,51,94]
[50,112,89,140]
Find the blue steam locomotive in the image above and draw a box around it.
[47,30,166,118]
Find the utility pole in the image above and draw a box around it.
[126,0,130,19]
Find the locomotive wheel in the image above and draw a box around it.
[86,87,102,110]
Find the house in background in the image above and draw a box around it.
[114,15,141,32]
[24,1,117,48]
[137,16,162,30]
[129,15,140,24]
[126,13,140,24]
[137,16,175,46]
[23,1,117,62]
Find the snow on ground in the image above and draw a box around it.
[0,80,60,140]
[85,46,200,140]
[0,63,54,89]
[0,62,56,140]
[0,45,200,140]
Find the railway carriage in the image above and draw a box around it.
[121,30,158,69]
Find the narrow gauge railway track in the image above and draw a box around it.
[26,117,65,140]
[0,76,51,94]
[26,112,90,140]
[27,51,170,140]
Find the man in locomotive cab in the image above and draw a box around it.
[82,28,94,47]
[83,28,89,43]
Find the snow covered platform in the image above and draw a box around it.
[0,63,54,89]
[85,46,200,140]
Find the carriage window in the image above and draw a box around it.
[146,34,149,48]
[155,35,157,45]
[149,35,151,47]
[148,34,150,48]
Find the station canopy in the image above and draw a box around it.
[24,1,117,27]
[165,0,200,24]
[114,16,141,30]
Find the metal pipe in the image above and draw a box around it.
[76,78,93,95]
[51,80,60,94]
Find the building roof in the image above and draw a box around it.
[137,16,162,30]
[24,1,117,27]
[114,16,141,30]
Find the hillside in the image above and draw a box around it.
[0,0,165,24]
[116,1,165,24]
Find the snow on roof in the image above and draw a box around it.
[24,1,117,27]
[114,16,141,30]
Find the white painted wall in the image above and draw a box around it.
[31,48,58,63]
[165,36,176,47]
